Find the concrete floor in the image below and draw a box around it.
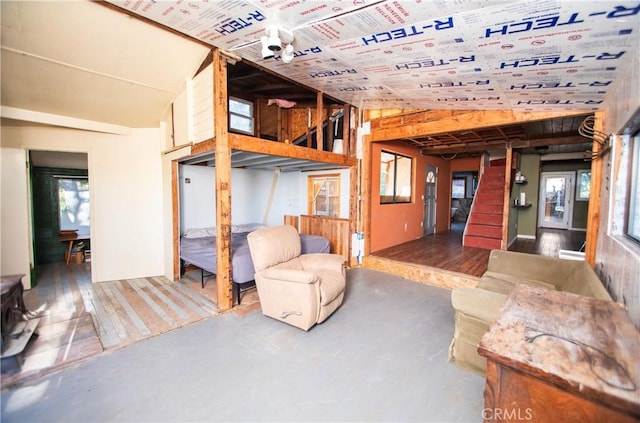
[1,268,485,422]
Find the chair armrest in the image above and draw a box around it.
[299,253,345,273]
[260,268,318,284]
[451,287,508,323]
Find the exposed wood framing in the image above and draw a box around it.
[370,110,591,142]
[316,92,324,151]
[172,160,180,280]
[213,49,234,311]
[421,135,588,155]
[585,111,605,268]
[362,125,373,258]
[502,146,513,249]
[228,133,356,167]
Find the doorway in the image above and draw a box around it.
[538,171,574,229]
[29,150,90,283]
[424,165,437,236]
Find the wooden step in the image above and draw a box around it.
[469,213,503,226]
[463,235,502,250]
[475,191,504,204]
[466,223,503,239]
[473,203,504,214]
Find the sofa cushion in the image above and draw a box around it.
[451,287,508,322]
[478,271,557,295]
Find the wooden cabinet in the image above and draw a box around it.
[478,285,640,423]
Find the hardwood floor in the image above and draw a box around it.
[3,262,260,388]
[509,228,586,257]
[370,223,587,278]
[371,223,491,277]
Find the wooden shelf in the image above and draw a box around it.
[512,203,532,208]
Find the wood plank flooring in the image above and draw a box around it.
[509,228,586,256]
[370,224,586,278]
[371,223,491,277]
[2,262,260,388]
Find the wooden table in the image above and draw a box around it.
[478,284,640,423]
[60,234,90,266]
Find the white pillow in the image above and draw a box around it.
[231,223,266,233]
[183,227,216,238]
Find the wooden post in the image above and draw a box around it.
[213,49,234,310]
[316,92,324,152]
[502,146,513,250]
[342,105,351,156]
[172,160,180,281]
[306,107,312,148]
[585,111,605,268]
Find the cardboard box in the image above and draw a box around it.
[71,252,84,264]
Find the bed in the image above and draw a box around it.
[179,224,330,304]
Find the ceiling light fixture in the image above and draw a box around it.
[261,25,295,62]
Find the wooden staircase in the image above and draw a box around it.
[463,164,505,250]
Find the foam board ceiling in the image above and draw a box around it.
[109,0,639,111]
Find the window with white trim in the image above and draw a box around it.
[229,97,254,135]
[308,174,340,217]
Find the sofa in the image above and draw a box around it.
[448,249,612,375]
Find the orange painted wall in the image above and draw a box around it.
[451,156,481,172]
[370,141,451,253]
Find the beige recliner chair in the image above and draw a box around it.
[247,225,346,331]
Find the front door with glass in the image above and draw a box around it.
[538,172,574,229]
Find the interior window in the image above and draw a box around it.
[58,178,90,234]
[229,97,254,135]
[380,151,413,204]
[628,133,640,243]
[452,178,466,199]
[308,175,340,217]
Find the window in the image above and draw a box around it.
[452,178,466,199]
[380,151,412,204]
[58,178,90,233]
[628,133,640,243]
[308,175,340,217]
[229,97,254,135]
[576,170,591,201]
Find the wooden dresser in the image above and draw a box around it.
[478,284,640,423]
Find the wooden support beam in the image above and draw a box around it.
[316,92,324,151]
[421,135,589,155]
[370,110,591,142]
[172,160,180,281]
[585,111,605,268]
[343,105,351,156]
[213,49,234,311]
[502,146,513,249]
[228,133,356,167]
[306,107,312,148]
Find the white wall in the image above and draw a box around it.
[1,148,33,288]
[179,165,351,231]
[179,165,281,230]
[1,125,165,283]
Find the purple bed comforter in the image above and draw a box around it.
[180,231,330,284]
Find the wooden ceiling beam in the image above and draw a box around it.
[420,135,589,155]
[370,110,591,142]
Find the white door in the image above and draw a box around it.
[538,172,574,229]
[424,166,437,236]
